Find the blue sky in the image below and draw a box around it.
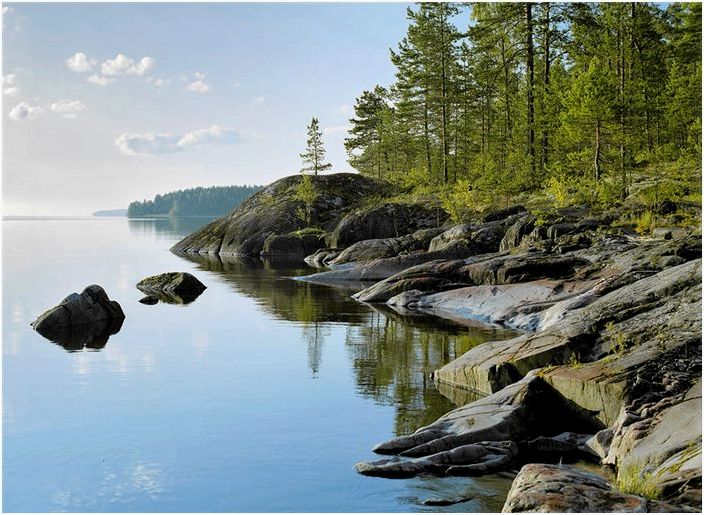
[2,2,418,215]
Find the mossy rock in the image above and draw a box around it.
[172,173,390,256]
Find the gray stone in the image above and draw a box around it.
[136,272,206,304]
[31,285,125,348]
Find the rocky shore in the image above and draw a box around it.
[172,173,702,512]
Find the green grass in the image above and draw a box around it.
[289,227,325,238]
[617,464,663,500]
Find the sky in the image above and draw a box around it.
[2,2,414,215]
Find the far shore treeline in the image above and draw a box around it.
[127,185,262,218]
[343,2,701,214]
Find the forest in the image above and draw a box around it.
[344,2,701,218]
[127,185,262,218]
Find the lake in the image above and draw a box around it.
[3,216,520,512]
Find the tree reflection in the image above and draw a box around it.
[174,250,520,435]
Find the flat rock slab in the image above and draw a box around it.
[502,463,683,512]
[433,259,702,400]
[136,272,206,304]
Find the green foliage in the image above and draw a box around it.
[293,174,318,226]
[441,180,487,223]
[341,2,700,214]
[617,464,663,500]
[289,227,325,238]
[127,185,261,217]
[635,211,655,235]
[605,321,630,356]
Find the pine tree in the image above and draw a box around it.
[300,117,332,176]
[345,86,391,178]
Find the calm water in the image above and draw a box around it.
[3,217,519,512]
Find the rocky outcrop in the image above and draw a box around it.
[328,227,443,265]
[502,464,683,513]
[433,259,701,398]
[428,216,521,255]
[136,272,207,304]
[260,233,325,258]
[171,173,389,256]
[303,248,340,268]
[345,209,701,511]
[355,374,599,478]
[353,251,590,304]
[328,202,447,249]
[31,285,125,348]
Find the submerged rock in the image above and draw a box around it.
[136,272,206,304]
[139,295,159,305]
[31,285,125,348]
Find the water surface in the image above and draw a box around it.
[3,216,519,512]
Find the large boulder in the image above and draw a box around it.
[502,464,682,513]
[31,285,125,347]
[136,272,207,304]
[328,202,447,249]
[171,173,389,256]
[428,219,514,255]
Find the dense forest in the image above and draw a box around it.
[344,2,701,215]
[127,185,261,217]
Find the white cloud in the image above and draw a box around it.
[50,99,87,118]
[8,102,44,121]
[147,77,171,87]
[186,80,209,93]
[177,125,237,147]
[339,105,352,114]
[185,72,209,93]
[101,54,155,76]
[66,52,96,73]
[253,96,265,104]
[88,75,115,86]
[115,132,181,156]
[2,6,14,29]
[115,125,238,156]
[3,73,19,96]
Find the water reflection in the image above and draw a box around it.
[137,289,204,305]
[34,318,124,352]
[175,251,521,436]
[127,216,217,239]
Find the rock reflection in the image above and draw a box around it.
[175,252,371,324]
[173,250,521,435]
[345,305,520,436]
[37,318,124,352]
